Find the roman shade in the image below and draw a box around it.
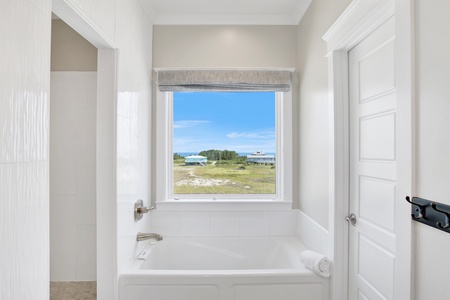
[156,69,292,92]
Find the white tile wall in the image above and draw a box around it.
[239,211,270,236]
[151,210,298,237]
[296,210,330,256]
[0,1,51,299]
[269,211,298,236]
[148,209,329,260]
[2,0,153,298]
[50,72,97,281]
[150,211,181,237]
[114,0,154,274]
[76,224,97,280]
[50,253,77,281]
[180,212,211,236]
[210,212,240,236]
[50,195,78,253]
[50,136,78,194]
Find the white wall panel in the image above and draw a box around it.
[234,284,325,300]
[115,0,153,273]
[96,49,118,300]
[1,0,153,298]
[296,0,352,229]
[416,0,450,299]
[0,2,50,164]
[0,162,50,299]
[0,0,51,299]
[61,0,116,43]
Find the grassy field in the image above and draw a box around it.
[173,159,276,194]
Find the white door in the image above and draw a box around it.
[348,17,397,300]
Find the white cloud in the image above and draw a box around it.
[173,120,210,129]
[226,130,274,139]
[231,145,274,153]
[174,138,275,153]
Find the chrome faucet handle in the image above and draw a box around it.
[137,205,154,214]
[134,199,154,221]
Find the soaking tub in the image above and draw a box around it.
[119,237,329,300]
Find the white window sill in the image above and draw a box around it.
[155,200,293,211]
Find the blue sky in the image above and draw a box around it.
[173,92,275,154]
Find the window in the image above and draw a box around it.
[154,69,293,209]
[172,91,276,195]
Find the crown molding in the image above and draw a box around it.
[139,0,312,25]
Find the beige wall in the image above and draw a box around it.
[415,0,450,298]
[296,0,351,229]
[153,25,298,205]
[51,19,97,71]
[153,25,297,68]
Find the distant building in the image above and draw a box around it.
[246,151,275,164]
[185,155,207,166]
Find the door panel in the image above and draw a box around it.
[359,177,395,231]
[359,235,394,298]
[349,16,396,300]
[359,40,395,101]
[359,112,396,161]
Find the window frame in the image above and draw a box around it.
[154,74,293,211]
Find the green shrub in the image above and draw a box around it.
[173,153,184,160]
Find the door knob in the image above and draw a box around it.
[346,213,357,226]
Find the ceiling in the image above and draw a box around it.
[138,0,312,25]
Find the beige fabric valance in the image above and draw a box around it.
[157,69,292,92]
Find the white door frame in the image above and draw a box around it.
[52,1,118,299]
[323,0,415,299]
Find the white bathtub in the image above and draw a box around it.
[119,237,329,300]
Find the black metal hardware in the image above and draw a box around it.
[430,203,450,229]
[405,196,426,219]
[406,196,450,234]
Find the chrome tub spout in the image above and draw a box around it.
[136,232,163,242]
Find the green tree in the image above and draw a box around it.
[173,153,184,160]
[198,149,241,161]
